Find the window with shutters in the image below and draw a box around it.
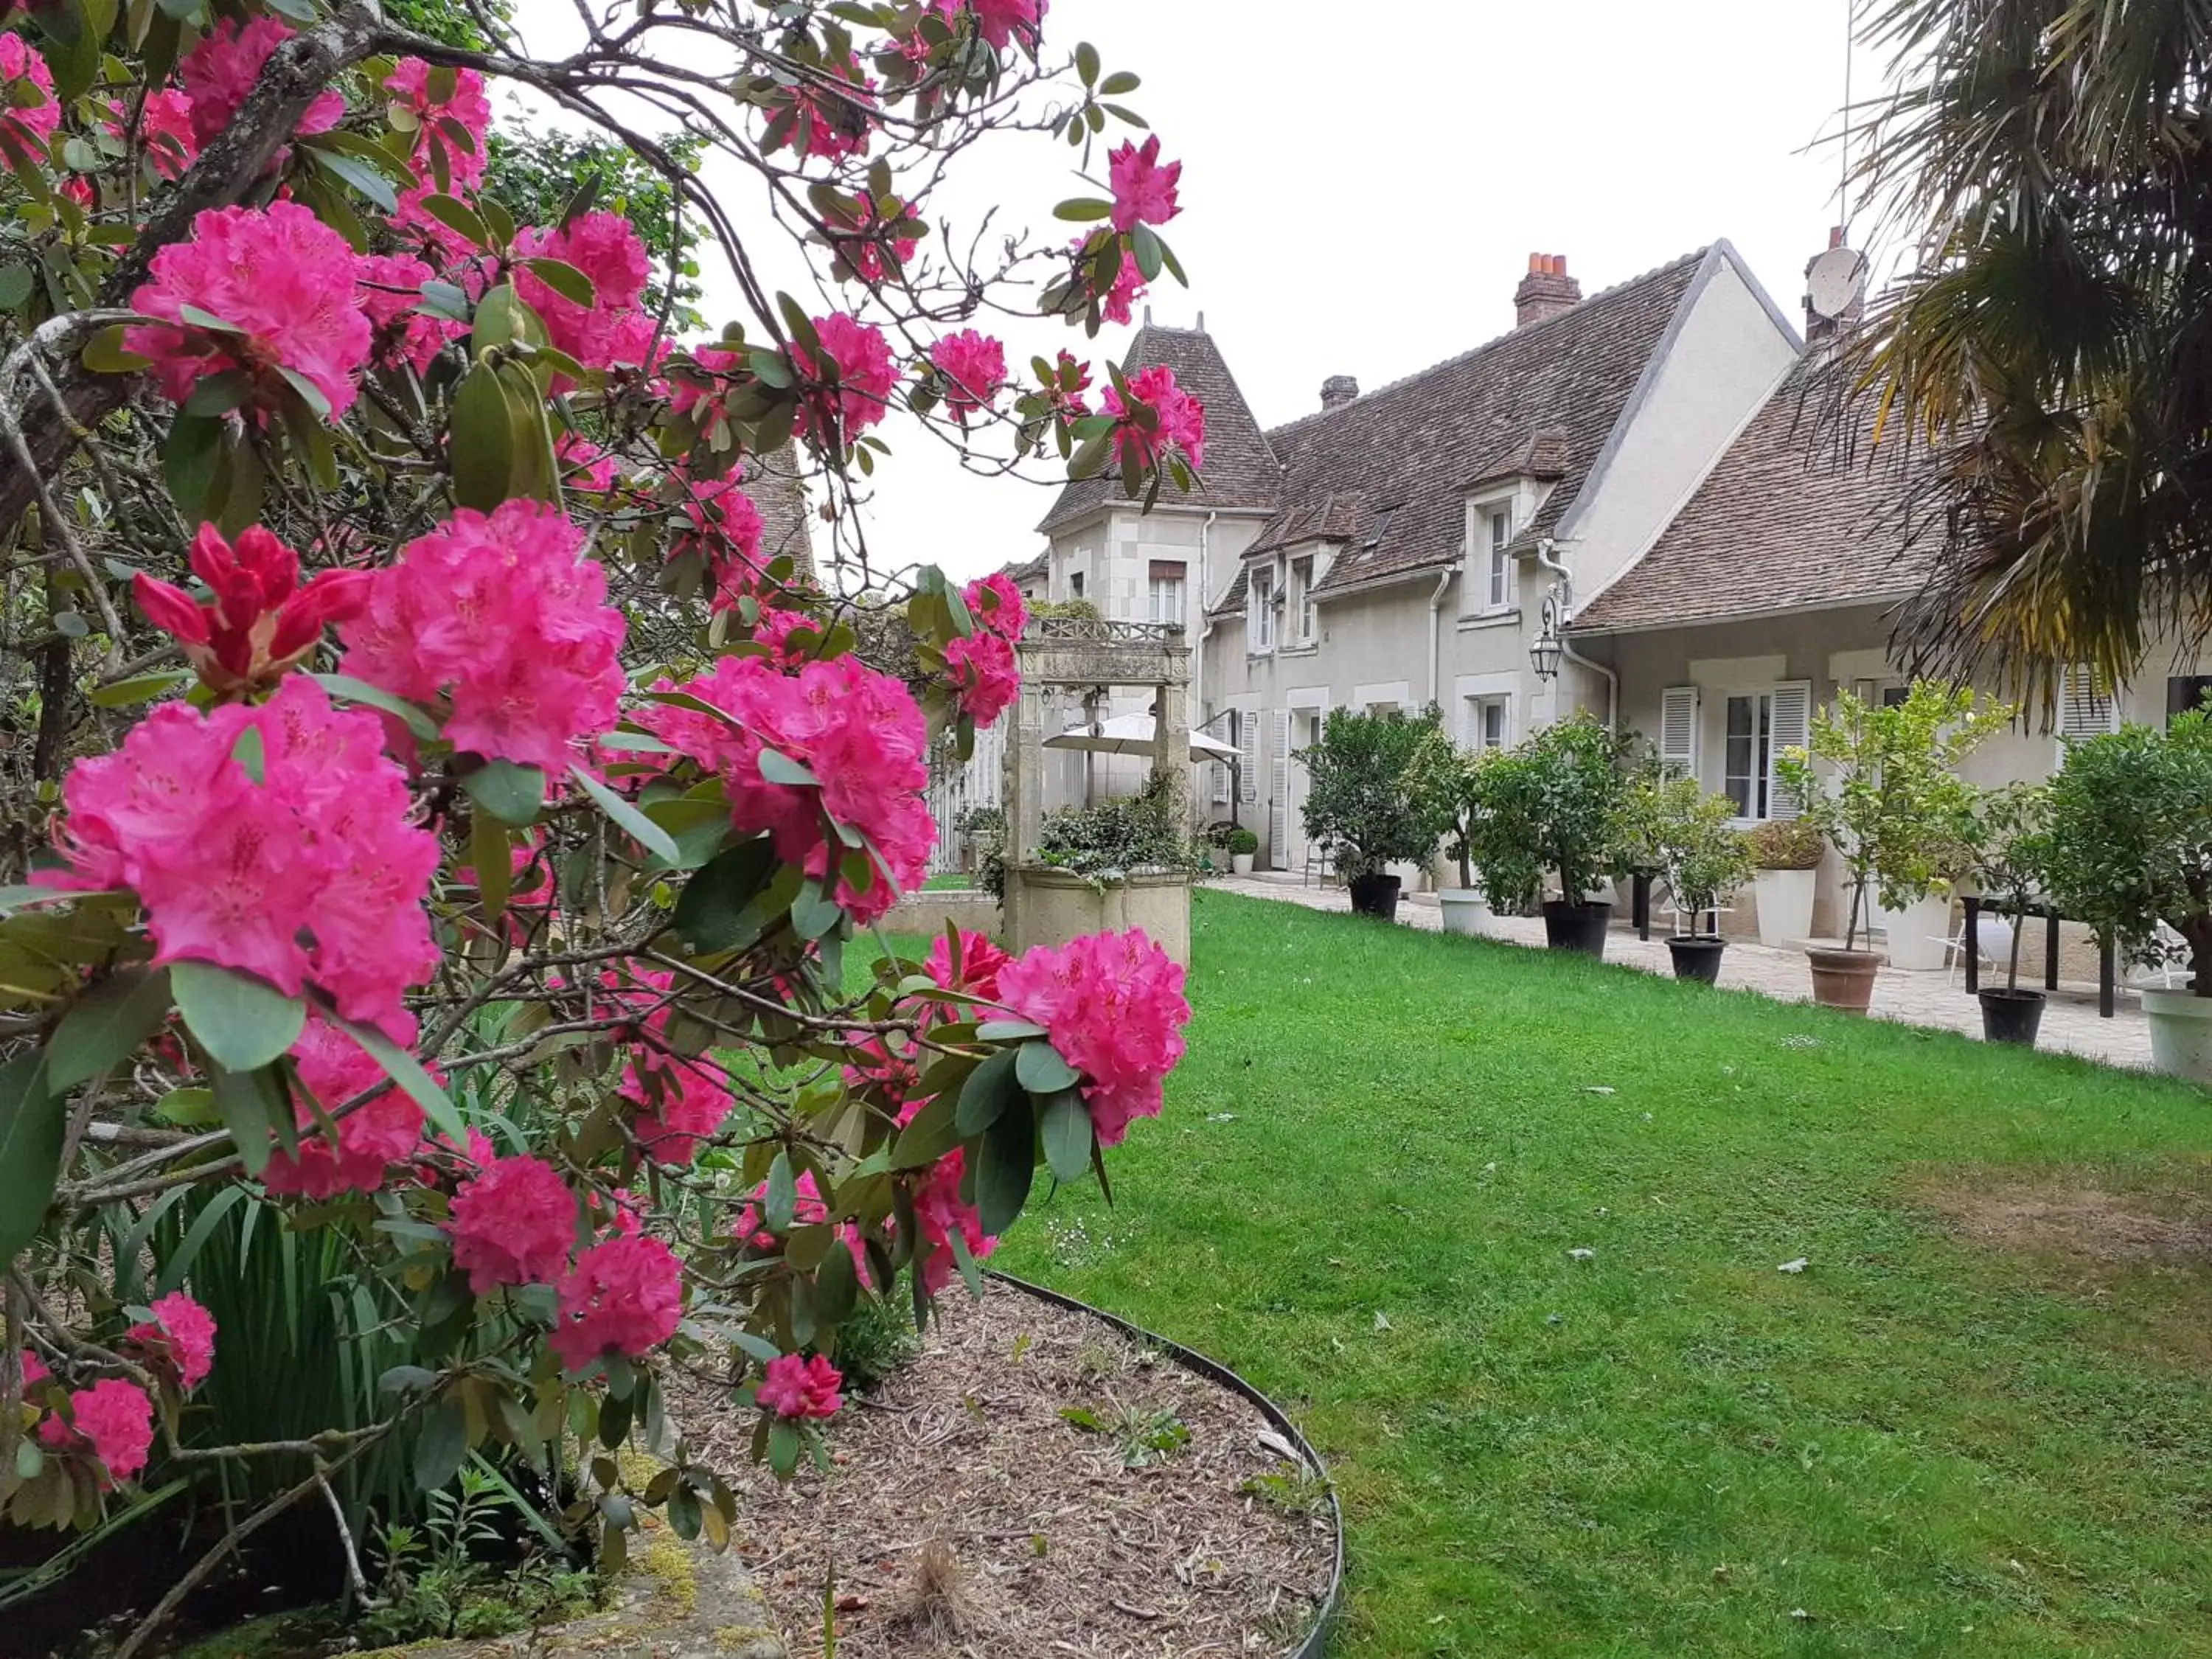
[1267,711,1291,869]
[1288,555,1316,644]
[1658,685,1697,777]
[1147,560,1186,627]
[1484,508,1514,612]
[1248,568,1276,653]
[2059,664,2118,740]
[1465,695,1509,751]
[1719,681,1809,821]
[1236,709,1257,805]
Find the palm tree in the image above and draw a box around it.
[1834,0,2212,706]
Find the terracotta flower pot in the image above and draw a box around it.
[1806,946,1879,1015]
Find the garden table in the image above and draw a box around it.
[1960,895,2119,1018]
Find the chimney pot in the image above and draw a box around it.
[1514,253,1582,328]
[1320,375,1360,411]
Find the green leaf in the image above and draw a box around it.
[172,961,305,1074]
[80,322,148,372]
[757,748,818,787]
[0,263,35,310]
[763,1150,796,1233]
[1074,40,1099,83]
[1054,198,1112,223]
[955,1047,1021,1136]
[470,282,546,355]
[1015,1039,1082,1095]
[1039,1088,1092,1184]
[461,759,546,825]
[1098,70,1141,94]
[161,412,225,522]
[450,363,517,511]
[571,765,678,863]
[974,1091,1035,1236]
[470,807,509,927]
[0,1051,63,1264]
[150,1086,218,1127]
[670,836,780,953]
[306,673,441,740]
[415,192,490,250]
[521,257,597,308]
[47,967,172,1092]
[414,1399,469,1492]
[88,670,192,708]
[890,1088,958,1169]
[814,1242,858,1326]
[331,1014,467,1148]
[975,1019,1048,1041]
[305,144,399,212]
[206,1060,279,1177]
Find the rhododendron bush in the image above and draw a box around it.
[0,0,1200,1642]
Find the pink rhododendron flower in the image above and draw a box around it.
[105,90,197,181]
[125,1292,216,1393]
[1101,248,1147,326]
[0,35,58,166]
[925,929,1011,1002]
[131,523,369,698]
[910,1148,995,1294]
[383,58,492,190]
[180,16,344,147]
[671,474,768,612]
[793,313,897,445]
[557,432,619,493]
[549,1234,682,1372]
[261,1013,430,1198]
[732,1169,830,1251]
[619,1055,730,1166]
[1107,135,1181,234]
[757,1353,842,1419]
[751,606,827,668]
[127,203,371,420]
[782,55,877,163]
[340,501,627,773]
[965,572,1028,642]
[996,929,1190,1147]
[358,252,463,375]
[1103,364,1206,473]
[392,184,495,274]
[512,213,653,375]
[446,1153,577,1294]
[828,192,918,285]
[944,631,1018,728]
[930,0,1046,50]
[38,1379,153,1489]
[38,680,439,1039]
[931,330,1005,422]
[635,653,933,924]
[18,1350,49,1391]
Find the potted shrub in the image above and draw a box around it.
[1462,747,1546,926]
[1425,745,1506,936]
[1966,782,2053,1046]
[1520,714,1627,957]
[1227,826,1259,877]
[2043,710,2212,1082]
[1636,773,1752,984]
[1775,681,2010,1012]
[1746,818,1823,947]
[1299,706,1453,921]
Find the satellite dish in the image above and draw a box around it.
[1806,246,1868,321]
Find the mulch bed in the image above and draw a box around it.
[669,1284,1335,1658]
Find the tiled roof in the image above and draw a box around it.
[1248,490,1372,554]
[1265,250,1713,594]
[1001,549,1048,582]
[1571,355,1927,633]
[1461,426,1571,491]
[749,442,815,577]
[1035,324,1283,533]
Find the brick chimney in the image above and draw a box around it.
[1319,375,1360,411]
[1514,254,1582,327]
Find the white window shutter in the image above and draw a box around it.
[2060,664,2118,739]
[1268,711,1291,868]
[1765,681,1812,820]
[1658,686,1698,778]
[1237,711,1257,806]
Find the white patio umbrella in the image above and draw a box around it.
[1044,712,1237,762]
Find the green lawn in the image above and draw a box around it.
[987,890,2212,1658]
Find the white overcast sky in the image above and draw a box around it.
[514,0,1888,582]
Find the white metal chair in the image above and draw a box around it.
[1659,897,1731,936]
[1943,915,2014,987]
[2123,922,2191,990]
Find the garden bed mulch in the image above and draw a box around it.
[667,1283,1334,1658]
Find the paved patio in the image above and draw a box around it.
[1206,874,2159,1074]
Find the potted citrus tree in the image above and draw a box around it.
[1966,782,2053,1046]
[2043,710,2212,1081]
[1746,818,1823,947]
[1636,773,1752,983]
[1775,681,2009,1012]
[1521,714,1627,957]
[1299,706,1453,922]
[1426,744,1508,936]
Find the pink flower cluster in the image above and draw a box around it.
[1107,136,1181,234]
[513,213,659,376]
[384,58,492,191]
[909,1146,993,1293]
[931,0,1047,50]
[181,16,345,147]
[104,90,198,181]
[549,1234,683,1372]
[1104,364,1206,474]
[672,473,769,613]
[358,252,463,375]
[339,501,627,773]
[124,1292,217,1394]
[996,929,1190,1147]
[828,192,918,285]
[751,606,827,668]
[128,203,371,420]
[0,35,58,167]
[794,313,897,447]
[757,1353,842,1419]
[448,1152,577,1294]
[38,1378,153,1489]
[638,653,933,924]
[261,1014,428,1198]
[931,330,1005,422]
[132,524,368,698]
[732,1169,831,1251]
[945,572,1026,730]
[619,1054,731,1166]
[39,678,439,1040]
[783,53,877,164]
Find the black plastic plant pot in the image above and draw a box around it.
[1347,873,1402,921]
[1979,986,2046,1047]
[1667,934,1726,984]
[1542,900,1612,957]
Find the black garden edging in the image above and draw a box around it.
[987,1270,1346,1658]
